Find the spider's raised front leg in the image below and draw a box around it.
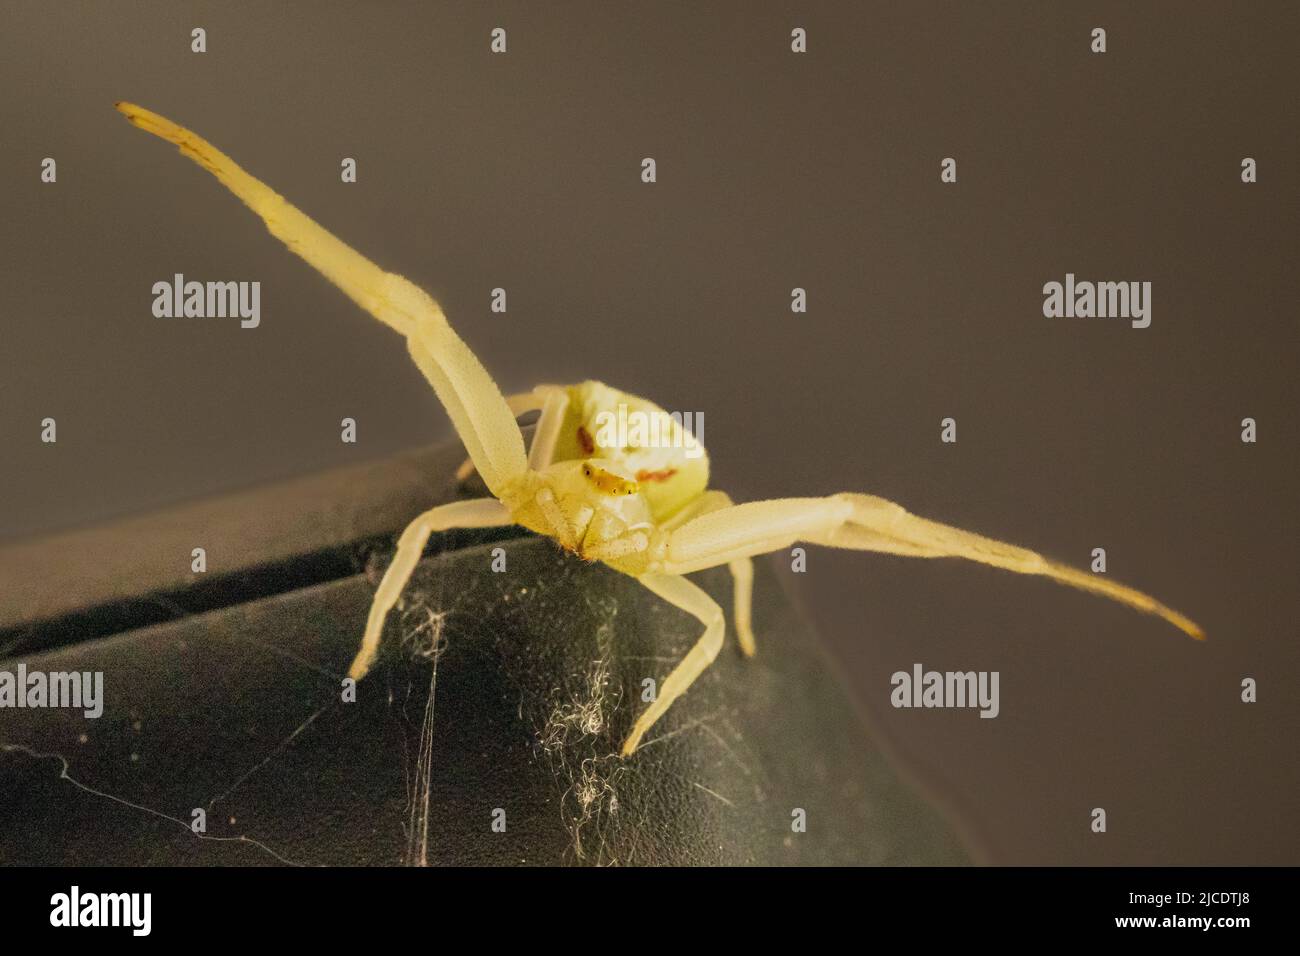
[621,573,724,756]
[115,103,536,679]
[350,498,513,680]
[657,492,1205,639]
[115,102,530,499]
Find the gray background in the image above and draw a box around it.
[2,2,1296,863]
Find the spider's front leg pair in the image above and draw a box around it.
[112,105,690,747]
[350,384,572,680]
[112,104,547,681]
[116,102,819,760]
[619,491,1206,754]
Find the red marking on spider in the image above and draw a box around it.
[577,425,595,455]
[635,468,678,483]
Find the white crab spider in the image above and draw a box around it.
[116,103,1205,757]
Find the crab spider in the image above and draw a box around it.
[116,103,1205,758]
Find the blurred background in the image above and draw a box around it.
[2,1,1296,863]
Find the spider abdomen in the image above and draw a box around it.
[553,380,710,523]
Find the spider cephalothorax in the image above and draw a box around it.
[117,103,1205,758]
